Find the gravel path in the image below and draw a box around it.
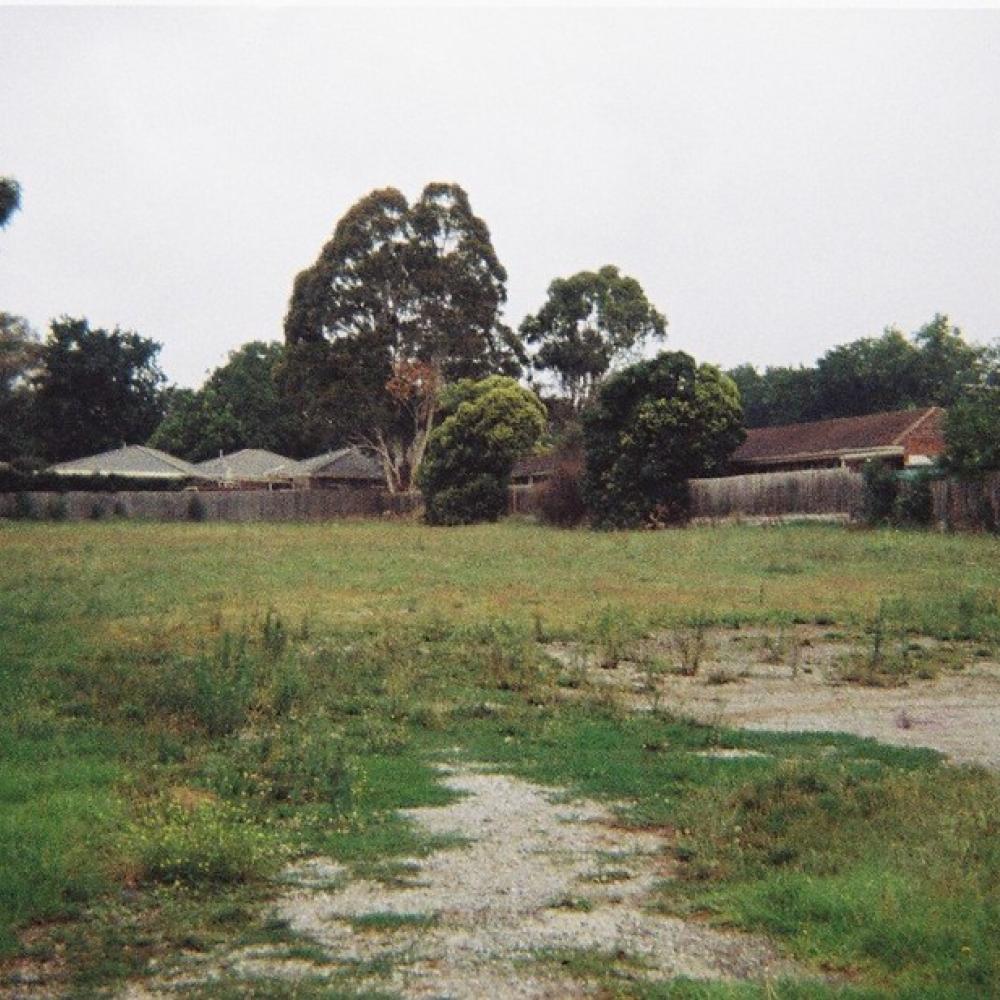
[551,627,1000,770]
[266,766,795,997]
[124,766,800,998]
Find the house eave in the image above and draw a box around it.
[737,445,904,467]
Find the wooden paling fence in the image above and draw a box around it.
[688,468,863,521]
[930,472,1000,531]
[2,472,997,530]
[0,485,395,522]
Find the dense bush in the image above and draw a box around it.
[419,376,546,525]
[10,492,37,520]
[863,463,939,528]
[44,496,68,521]
[0,468,189,492]
[423,474,509,526]
[943,384,1000,476]
[535,456,587,527]
[186,493,207,522]
[894,473,935,527]
[583,351,744,529]
[861,460,898,525]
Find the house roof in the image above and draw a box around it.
[733,407,944,465]
[50,445,206,478]
[295,447,383,481]
[511,452,557,478]
[195,448,299,481]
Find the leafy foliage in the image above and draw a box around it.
[860,460,899,526]
[30,317,166,462]
[149,341,300,460]
[282,184,523,488]
[583,352,745,528]
[418,376,546,524]
[535,455,588,528]
[730,315,990,428]
[894,473,935,528]
[0,178,20,229]
[943,384,1000,476]
[521,265,667,411]
[0,313,42,461]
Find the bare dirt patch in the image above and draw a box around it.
[550,626,1000,769]
[123,766,803,998]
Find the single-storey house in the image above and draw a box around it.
[729,407,946,474]
[194,449,300,489]
[50,445,207,480]
[511,452,558,487]
[292,447,384,489]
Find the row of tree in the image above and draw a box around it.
[728,315,994,428]
[2,177,997,503]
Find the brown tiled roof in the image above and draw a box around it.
[733,408,944,464]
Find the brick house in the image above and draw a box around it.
[729,407,946,474]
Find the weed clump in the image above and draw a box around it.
[203,719,364,812]
[129,797,285,886]
[835,609,943,686]
[471,620,549,694]
[150,633,257,736]
[671,621,712,677]
[589,606,640,670]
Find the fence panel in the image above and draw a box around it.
[689,468,864,521]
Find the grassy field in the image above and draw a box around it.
[0,520,998,997]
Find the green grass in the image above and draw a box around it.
[1,521,997,642]
[349,911,438,932]
[0,520,997,995]
[421,704,996,998]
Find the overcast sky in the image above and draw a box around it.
[3,7,999,388]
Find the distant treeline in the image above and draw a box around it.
[727,315,995,428]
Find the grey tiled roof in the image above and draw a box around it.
[51,445,206,478]
[296,447,383,481]
[195,449,300,481]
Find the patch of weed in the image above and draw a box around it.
[349,911,439,932]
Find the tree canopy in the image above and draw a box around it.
[584,352,744,528]
[521,265,667,412]
[282,183,523,490]
[943,384,1000,476]
[31,317,166,461]
[418,376,546,525]
[729,315,988,428]
[149,341,300,461]
[0,313,42,461]
[0,178,20,229]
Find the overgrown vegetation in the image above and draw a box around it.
[418,375,545,525]
[583,352,745,528]
[0,521,997,996]
[534,453,587,527]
